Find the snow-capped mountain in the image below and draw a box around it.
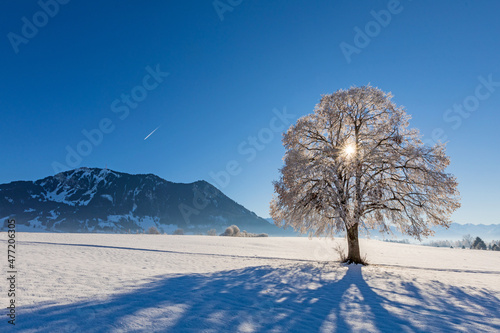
[369,224,500,242]
[0,168,277,234]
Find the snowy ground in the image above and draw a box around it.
[1,233,499,332]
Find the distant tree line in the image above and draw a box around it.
[426,234,500,250]
[383,239,410,244]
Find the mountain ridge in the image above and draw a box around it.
[0,167,283,234]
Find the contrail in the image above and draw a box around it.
[144,126,161,140]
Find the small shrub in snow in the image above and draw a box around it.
[173,228,184,235]
[230,225,240,235]
[221,225,240,236]
[333,243,347,262]
[220,225,268,237]
[146,226,160,234]
[207,229,217,236]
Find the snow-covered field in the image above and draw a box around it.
[1,233,499,332]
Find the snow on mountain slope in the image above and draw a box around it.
[3,233,499,332]
[0,168,279,235]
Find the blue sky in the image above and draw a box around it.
[1,0,499,224]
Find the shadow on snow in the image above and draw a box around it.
[17,263,500,332]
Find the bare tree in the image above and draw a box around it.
[462,234,473,248]
[270,86,460,264]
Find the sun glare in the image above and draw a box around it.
[344,144,356,158]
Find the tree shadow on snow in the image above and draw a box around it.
[17,263,500,332]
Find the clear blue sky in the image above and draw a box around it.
[1,0,499,224]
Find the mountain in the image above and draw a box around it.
[267,218,500,241]
[428,223,500,241]
[369,223,500,242]
[0,168,284,235]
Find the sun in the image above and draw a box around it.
[343,143,356,158]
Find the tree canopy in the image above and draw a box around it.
[270,85,460,263]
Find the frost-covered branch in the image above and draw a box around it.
[271,85,460,244]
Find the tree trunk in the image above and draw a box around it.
[346,223,362,264]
